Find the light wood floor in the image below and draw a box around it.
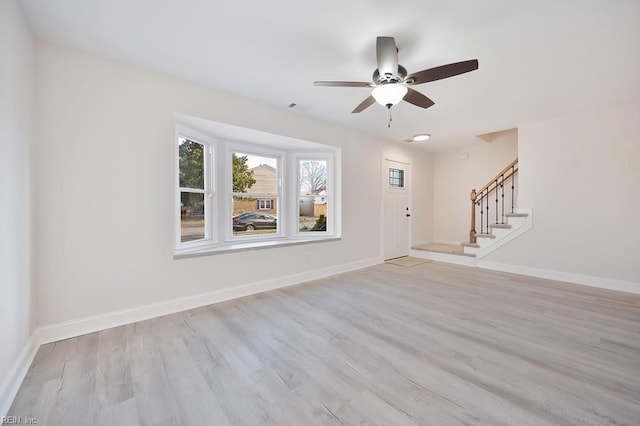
[9,261,640,425]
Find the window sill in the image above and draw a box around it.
[174,236,341,259]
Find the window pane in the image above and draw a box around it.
[299,199,328,232]
[180,192,205,242]
[232,196,278,236]
[299,160,327,195]
[232,152,277,193]
[389,168,404,188]
[299,159,328,232]
[179,139,204,189]
[258,199,273,210]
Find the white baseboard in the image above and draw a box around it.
[0,336,39,418]
[411,240,463,248]
[2,256,382,416]
[477,260,640,295]
[35,256,383,345]
[410,249,476,267]
[5,253,636,418]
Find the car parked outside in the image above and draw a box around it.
[232,212,278,231]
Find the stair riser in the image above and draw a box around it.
[464,211,531,256]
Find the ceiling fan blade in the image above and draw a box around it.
[352,96,376,113]
[403,88,435,109]
[376,36,398,78]
[407,59,479,85]
[314,81,374,87]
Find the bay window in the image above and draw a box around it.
[174,119,340,256]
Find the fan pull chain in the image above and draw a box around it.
[387,105,392,128]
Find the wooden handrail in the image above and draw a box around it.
[474,169,517,202]
[469,158,518,244]
[477,158,518,195]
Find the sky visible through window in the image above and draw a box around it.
[245,154,277,169]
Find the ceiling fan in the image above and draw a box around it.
[314,36,478,126]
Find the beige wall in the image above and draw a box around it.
[486,102,640,283]
[0,0,35,412]
[431,129,518,244]
[33,41,433,327]
[409,149,434,245]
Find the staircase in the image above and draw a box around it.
[461,209,531,258]
[411,158,532,265]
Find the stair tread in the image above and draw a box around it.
[461,242,480,248]
[476,233,496,239]
[505,212,528,217]
[489,223,512,229]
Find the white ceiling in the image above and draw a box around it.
[19,0,640,151]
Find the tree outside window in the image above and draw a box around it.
[299,159,328,232]
[178,138,207,242]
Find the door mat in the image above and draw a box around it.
[385,257,432,267]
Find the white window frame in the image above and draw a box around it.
[258,199,273,210]
[174,119,341,257]
[388,167,405,188]
[227,143,284,242]
[295,154,334,236]
[175,126,215,251]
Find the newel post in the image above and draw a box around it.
[470,189,477,244]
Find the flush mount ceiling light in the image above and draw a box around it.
[403,133,431,143]
[412,133,431,141]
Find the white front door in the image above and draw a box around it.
[383,159,410,260]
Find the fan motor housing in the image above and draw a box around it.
[373,65,407,85]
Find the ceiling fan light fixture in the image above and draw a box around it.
[372,84,408,107]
